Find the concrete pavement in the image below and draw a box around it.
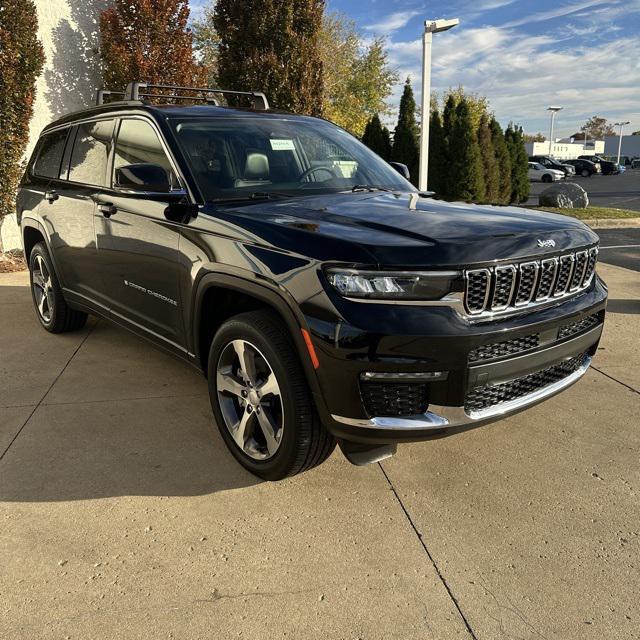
[1,264,638,639]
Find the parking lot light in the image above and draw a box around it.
[614,121,630,166]
[547,107,563,157]
[419,18,460,191]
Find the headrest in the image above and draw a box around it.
[244,152,269,180]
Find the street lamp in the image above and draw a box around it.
[419,18,459,191]
[614,121,630,166]
[547,106,562,157]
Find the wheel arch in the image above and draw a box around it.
[192,273,324,406]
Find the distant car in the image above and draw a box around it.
[578,155,619,175]
[528,162,564,183]
[631,158,640,169]
[563,159,599,177]
[529,155,575,176]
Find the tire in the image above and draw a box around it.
[207,310,336,480]
[581,169,590,177]
[29,242,88,333]
[542,174,552,183]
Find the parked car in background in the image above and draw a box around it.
[529,155,575,176]
[578,155,619,175]
[528,162,564,183]
[630,158,640,169]
[563,159,599,177]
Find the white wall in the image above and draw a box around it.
[2,1,108,252]
[525,140,605,160]
[27,0,108,157]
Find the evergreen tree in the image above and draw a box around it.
[505,124,530,204]
[478,114,499,204]
[447,99,485,202]
[440,93,458,198]
[362,114,391,160]
[100,0,206,91]
[214,0,325,115]
[391,78,420,186]
[490,117,512,205]
[428,108,447,195]
[0,0,44,251]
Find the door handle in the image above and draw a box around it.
[44,190,59,204]
[99,203,117,218]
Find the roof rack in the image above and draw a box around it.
[95,82,270,111]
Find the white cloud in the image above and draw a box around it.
[502,0,620,28]
[384,24,640,136]
[365,10,422,35]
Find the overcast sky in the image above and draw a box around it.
[191,0,640,137]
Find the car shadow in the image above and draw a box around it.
[606,298,640,314]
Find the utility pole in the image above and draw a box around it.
[547,106,562,157]
[614,121,630,166]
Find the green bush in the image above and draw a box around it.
[0,0,44,230]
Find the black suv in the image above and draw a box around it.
[17,82,607,479]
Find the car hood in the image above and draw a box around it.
[206,191,598,267]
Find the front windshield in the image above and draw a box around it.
[171,116,413,202]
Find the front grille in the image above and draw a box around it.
[468,333,540,363]
[360,381,429,417]
[464,353,587,414]
[464,246,598,316]
[558,314,600,340]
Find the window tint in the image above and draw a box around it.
[114,119,177,188]
[68,120,115,186]
[33,129,68,179]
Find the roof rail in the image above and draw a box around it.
[95,82,270,110]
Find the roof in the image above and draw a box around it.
[42,101,301,133]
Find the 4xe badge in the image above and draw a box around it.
[537,238,556,248]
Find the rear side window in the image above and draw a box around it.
[32,129,68,179]
[68,120,115,186]
[113,118,178,188]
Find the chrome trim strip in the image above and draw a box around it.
[464,268,491,315]
[490,264,516,311]
[514,261,539,307]
[332,356,592,431]
[535,257,558,301]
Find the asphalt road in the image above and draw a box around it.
[527,167,640,212]
[597,227,640,272]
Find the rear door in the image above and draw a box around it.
[95,116,186,348]
[36,120,115,310]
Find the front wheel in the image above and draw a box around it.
[542,174,552,183]
[581,169,590,177]
[207,310,335,480]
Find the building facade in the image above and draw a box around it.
[604,135,640,161]
[525,140,605,160]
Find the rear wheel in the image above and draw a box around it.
[29,242,87,333]
[207,310,335,480]
[581,169,590,177]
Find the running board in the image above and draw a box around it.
[339,441,397,466]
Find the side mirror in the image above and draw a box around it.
[389,162,410,181]
[115,163,171,193]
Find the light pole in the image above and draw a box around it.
[547,106,562,157]
[419,18,459,191]
[614,121,630,166]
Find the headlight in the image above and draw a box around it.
[325,268,461,300]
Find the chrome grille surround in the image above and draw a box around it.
[464,246,598,317]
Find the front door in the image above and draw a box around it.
[95,117,185,349]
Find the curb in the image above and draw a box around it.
[584,218,640,229]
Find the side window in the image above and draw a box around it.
[114,119,178,188]
[68,120,115,186]
[32,129,68,179]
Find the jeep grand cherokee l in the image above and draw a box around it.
[17,82,608,480]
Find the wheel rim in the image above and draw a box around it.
[216,339,284,461]
[32,254,54,323]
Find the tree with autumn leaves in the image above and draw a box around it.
[99,0,206,92]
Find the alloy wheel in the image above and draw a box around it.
[32,254,54,323]
[216,339,284,460]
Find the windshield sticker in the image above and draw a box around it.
[270,139,296,151]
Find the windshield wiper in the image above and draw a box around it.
[209,191,293,204]
[350,185,393,193]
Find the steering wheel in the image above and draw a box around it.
[298,166,337,182]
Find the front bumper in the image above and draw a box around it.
[309,276,607,444]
